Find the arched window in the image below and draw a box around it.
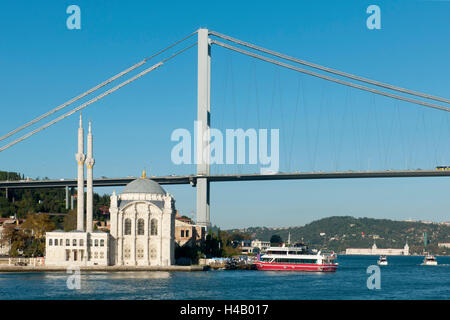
[124,218,132,235]
[151,219,158,236]
[49,239,53,246]
[137,219,145,235]
[94,239,98,247]
[66,239,70,246]
[73,239,77,246]
[100,239,104,247]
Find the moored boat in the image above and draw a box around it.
[255,244,338,272]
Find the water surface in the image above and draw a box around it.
[1,255,449,300]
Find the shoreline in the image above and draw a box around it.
[0,265,209,273]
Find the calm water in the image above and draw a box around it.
[1,255,449,300]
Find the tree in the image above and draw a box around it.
[230,231,251,242]
[63,210,77,231]
[200,231,223,258]
[222,245,241,257]
[270,234,283,246]
[18,212,56,257]
[21,212,56,239]
[0,224,27,256]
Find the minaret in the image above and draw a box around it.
[85,120,95,233]
[75,114,86,231]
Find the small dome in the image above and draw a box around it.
[122,178,166,195]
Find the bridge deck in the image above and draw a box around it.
[1,170,450,188]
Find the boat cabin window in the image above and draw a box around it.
[273,258,318,264]
[267,250,287,255]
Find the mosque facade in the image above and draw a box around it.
[45,116,176,266]
[109,177,176,266]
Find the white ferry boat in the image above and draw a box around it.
[377,255,388,266]
[255,244,338,272]
[422,254,438,266]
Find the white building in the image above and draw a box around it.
[109,177,176,266]
[239,239,271,254]
[45,116,176,267]
[346,242,410,256]
[45,230,109,266]
[251,240,271,253]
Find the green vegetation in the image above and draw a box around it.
[270,234,283,246]
[3,172,449,257]
[175,228,252,262]
[231,216,450,255]
[0,171,110,222]
[1,212,56,257]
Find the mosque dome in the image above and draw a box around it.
[121,178,166,195]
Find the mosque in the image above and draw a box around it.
[45,116,176,266]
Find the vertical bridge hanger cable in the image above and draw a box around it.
[0,42,197,153]
[0,30,198,143]
[209,30,450,105]
[210,39,450,113]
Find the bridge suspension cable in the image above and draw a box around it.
[0,42,197,153]
[0,31,198,143]
[211,40,450,113]
[209,30,450,105]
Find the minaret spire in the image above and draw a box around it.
[85,119,95,233]
[75,113,86,231]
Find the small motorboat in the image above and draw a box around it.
[422,254,438,266]
[377,255,388,266]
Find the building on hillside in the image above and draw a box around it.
[174,214,206,247]
[239,240,254,254]
[239,239,271,255]
[0,218,25,256]
[438,243,450,249]
[251,240,271,253]
[345,241,409,256]
[93,220,110,232]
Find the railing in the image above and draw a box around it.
[6,257,45,266]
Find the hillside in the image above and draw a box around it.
[0,170,109,221]
[231,216,450,255]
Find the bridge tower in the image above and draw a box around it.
[196,28,211,228]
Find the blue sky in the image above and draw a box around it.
[0,0,449,228]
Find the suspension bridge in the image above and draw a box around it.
[1,28,450,227]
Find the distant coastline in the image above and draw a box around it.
[227,216,450,256]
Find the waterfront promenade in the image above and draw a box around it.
[0,264,208,273]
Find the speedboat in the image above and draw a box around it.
[255,244,338,272]
[377,255,388,266]
[422,254,438,266]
